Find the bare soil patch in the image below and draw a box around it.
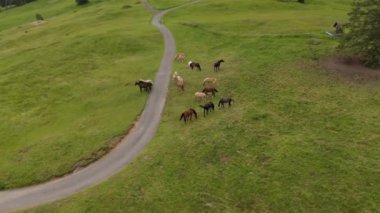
[31,20,47,26]
[321,56,380,83]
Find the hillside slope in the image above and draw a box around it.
[28,0,380,212]
[0,0,162,188]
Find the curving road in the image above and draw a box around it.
[0,1,196,212]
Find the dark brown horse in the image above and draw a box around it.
[218,97,234,107]
[188,61,201,71]
[202,87,218,96]
[179,108,198,123]
[199,102,214,117]
[214,59,224,72]
[135,80,152,92]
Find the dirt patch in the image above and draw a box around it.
[31,20,47,26]
[321,56,380,83]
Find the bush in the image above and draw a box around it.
[35,13,44,21]
[75,0,89,5]
[338,0,380,68]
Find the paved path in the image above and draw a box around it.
[0,1,196,212]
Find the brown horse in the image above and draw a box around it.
[202,87,218,96]
[179,108,198,123]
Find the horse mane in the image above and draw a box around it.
[190,108,197,118]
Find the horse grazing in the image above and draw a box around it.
[172,72,179,80]
[179,108,198,123]
[214,59,224,72]
[202,87,218,96]
[333,21,343,34]
[174,52,186,62]
[174,75,184,91]
[194,92,206,101]
[218,97,234,108]
[203,77,217,86]
[188,61,201,71]
[199,102,215,117]
[135,80,153,92]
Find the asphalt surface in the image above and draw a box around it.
[0,1,185,212]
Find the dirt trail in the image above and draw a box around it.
[321,56,380,82]
[0,1,197,212]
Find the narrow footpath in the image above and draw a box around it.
[0,1,195,212]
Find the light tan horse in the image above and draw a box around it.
[174,52,186,62]
[175,76,184,91]
[173,73,184,91]
[172,72,179,80]
[203,77,217,86]
[194,92,206,101]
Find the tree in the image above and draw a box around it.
[75,0,88,5]
[338,0,380,68]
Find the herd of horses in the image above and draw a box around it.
[174,53,234,123]
[134,52,234,123]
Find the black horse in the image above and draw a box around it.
[218,97,233,108]
[189,61,202,71]
[199,102,215,117]
[135,80,152,92]
[214,59,224,72]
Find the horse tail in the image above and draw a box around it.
[198,65,201,71]
[218,100,222,107]
[180,113,184,121]
[190,108,197,119]
[215,88,218,92]
[199,105,205,109]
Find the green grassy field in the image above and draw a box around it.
[0,0,163,189]
[148,0,192,9]
[27,0,380,212]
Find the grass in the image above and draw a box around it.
[147,0,192,9]
[0,0,163,189]
[22,0,380,212]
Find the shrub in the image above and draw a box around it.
[75,0,89,5]
[338,0,380,68]
[35,13,44,21]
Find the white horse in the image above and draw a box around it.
[203,77,217,86]
[194,92,206,101]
